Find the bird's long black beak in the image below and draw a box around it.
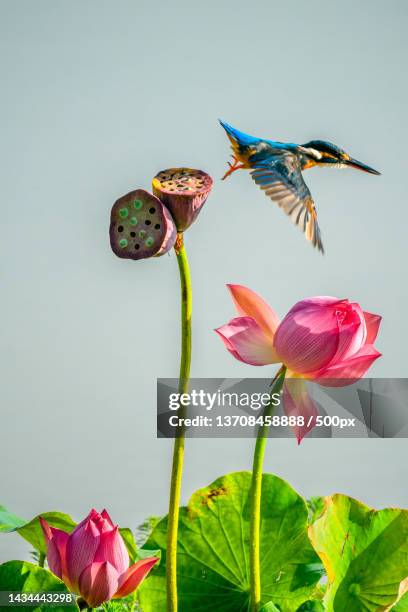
[346,157,381,175]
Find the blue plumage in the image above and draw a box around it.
[218,120,261,147]
[219,119,295,150]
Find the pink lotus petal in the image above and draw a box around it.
[215,317,280,366]
[92,514,112,535]
[227,284,280,337]
[114,557,159,599]
[94,526,129,575]
[364,311,382,345]
[313,345,382,387]
[46,539,63,580]
[74,509,99,532]
[40,518,69,582]
[347,302,367,348]
[283,378,318,444]
[274,305,340,373]
[39,517,53,546]
[289,297,348,313]
[78,561,119,608]
[66,517,100,590]
[332,314,363,363]
[100,509,114,527]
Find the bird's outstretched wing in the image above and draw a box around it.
[250,156,324,253]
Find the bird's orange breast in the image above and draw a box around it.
[302,158,319,170]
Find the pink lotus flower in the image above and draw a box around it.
[216,285,382,441]
[40,509,158,608]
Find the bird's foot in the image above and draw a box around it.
[221,158,245,180]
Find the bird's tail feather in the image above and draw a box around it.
[218,119,259,147]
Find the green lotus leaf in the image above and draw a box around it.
[0,561,78,611]
[0,506,26,533]
[16,512,76,555]
[260,603,281,611]
[139,471,323,611]
[118,527,138,562]
[306,497,325,525]
[296,600,325,611]
[309,494,408,610]
[391,590,408,611]
[119,527,161,565]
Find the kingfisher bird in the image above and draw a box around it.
[219,120,380,253]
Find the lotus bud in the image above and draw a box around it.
[110,189,176,260]
[152,167,213,231]
[41,509,158,608]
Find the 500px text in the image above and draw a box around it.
[168,415,357,428]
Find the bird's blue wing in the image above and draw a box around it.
[251,155,324,253]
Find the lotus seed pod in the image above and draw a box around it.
[152,168,213,231]
[110,189,177,260]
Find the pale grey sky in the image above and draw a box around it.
[1,0,407,561]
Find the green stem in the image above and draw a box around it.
[38,552,45,568]
[249,366,286,612]
[166,234,192,612]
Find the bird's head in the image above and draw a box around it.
[298,140,381,175]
